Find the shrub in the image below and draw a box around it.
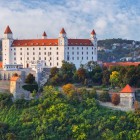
[22,84,38,92]
[111,93,120,105]
[62,84,76,95]
[99,91,110,102]
[25,73,35,84]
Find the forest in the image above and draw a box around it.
[0,86,140,140]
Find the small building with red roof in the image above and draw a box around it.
[120,84,135,108]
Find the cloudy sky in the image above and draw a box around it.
[0,0,140,40]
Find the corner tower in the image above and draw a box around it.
[90,29,97,61]
[2,25,13,67]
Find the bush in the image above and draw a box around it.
[99,91,110,102]
[111,93,120,105]
[62,84,76,95]
[22,84,38,92]
[25,73,35,84]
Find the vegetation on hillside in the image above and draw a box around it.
[0,87,140,140]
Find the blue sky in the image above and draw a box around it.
[0,0,140,41]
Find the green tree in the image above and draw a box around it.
[110,71,119,87]
[25,73,35,84]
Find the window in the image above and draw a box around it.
[39,52,41,55]
[27,52,29,55]
[27,48,29,50]
[77,57,79,60]
[44,48,46,50]
[72,52,74,55]
[50,47,51,50]
[67,52,69,54]
[50,62,52,66]
[14,48,16,50]
[14,57,16,60]
[33,57,35,60]
[92,57,93,60]
[82,47,83,50]
[39,48,41,50]
[72,57,74,60]
[72,47,74,50]
[57,57,59,60]
[82,57,83,60]
[20,52,22,55]
[14,52,16,55]
[68,47,69,50]
[87,57,88,60]
[50,57,52,60]
[57,47,58,50]
[77,47,79,50]
[56,52,58,55]
[87,52,88,55]
[92,47,93,50]
[82,52,83,55]
[94,48,96,55]
[33,52,35,55]
[44,52,46,55]
[92,52,93,54]
[44,57,46,60]
[87,47,88,50]
[20,48,22,50]
[20,57,22,60]
[57,62,59,66]
[77,52,79,55]
[27,57,29,60]
[33,48,35,50]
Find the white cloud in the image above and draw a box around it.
[0,0,140,40]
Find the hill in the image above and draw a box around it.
[98,38,140,62]
[0,87,140,140]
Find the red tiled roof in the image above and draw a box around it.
[103,62,140,68]
[4,25,12,34]
[42,31,47,36]
[11,39,93,47]
[120,84,134,93]
[91,29,96,35]
[0,62,2,68]
[60,28,66,34]
[12,39,58,46]
[68,39,93,46]
[10,76,19,81]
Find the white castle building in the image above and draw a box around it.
[2,26,97,69]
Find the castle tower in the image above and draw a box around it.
[120,84,135,108]
[90,29,97,61]
[42,31,47,39]
[58,28,68,46]
[2,25,13,67]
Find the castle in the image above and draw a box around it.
[2,26,97,69]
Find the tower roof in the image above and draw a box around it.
[4,25,12,34]
[42,31,47,36]
[91,29,96,35]
[120,84,134,93]
[60,28,66,34]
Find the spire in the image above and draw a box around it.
[42,31,47,37]
[4,25,12,34]
[91,29,96,35]
[60,28,66,34]
[42,31,47,39]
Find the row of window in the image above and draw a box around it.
[14,57,59,61]
[12,47,59,51]
[13,52,59,55]
[67,51,96,55]
[67,56,94,61]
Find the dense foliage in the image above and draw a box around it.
[0,87,140,140]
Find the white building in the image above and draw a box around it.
[120,84,135,108]
[2,26,97,69]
